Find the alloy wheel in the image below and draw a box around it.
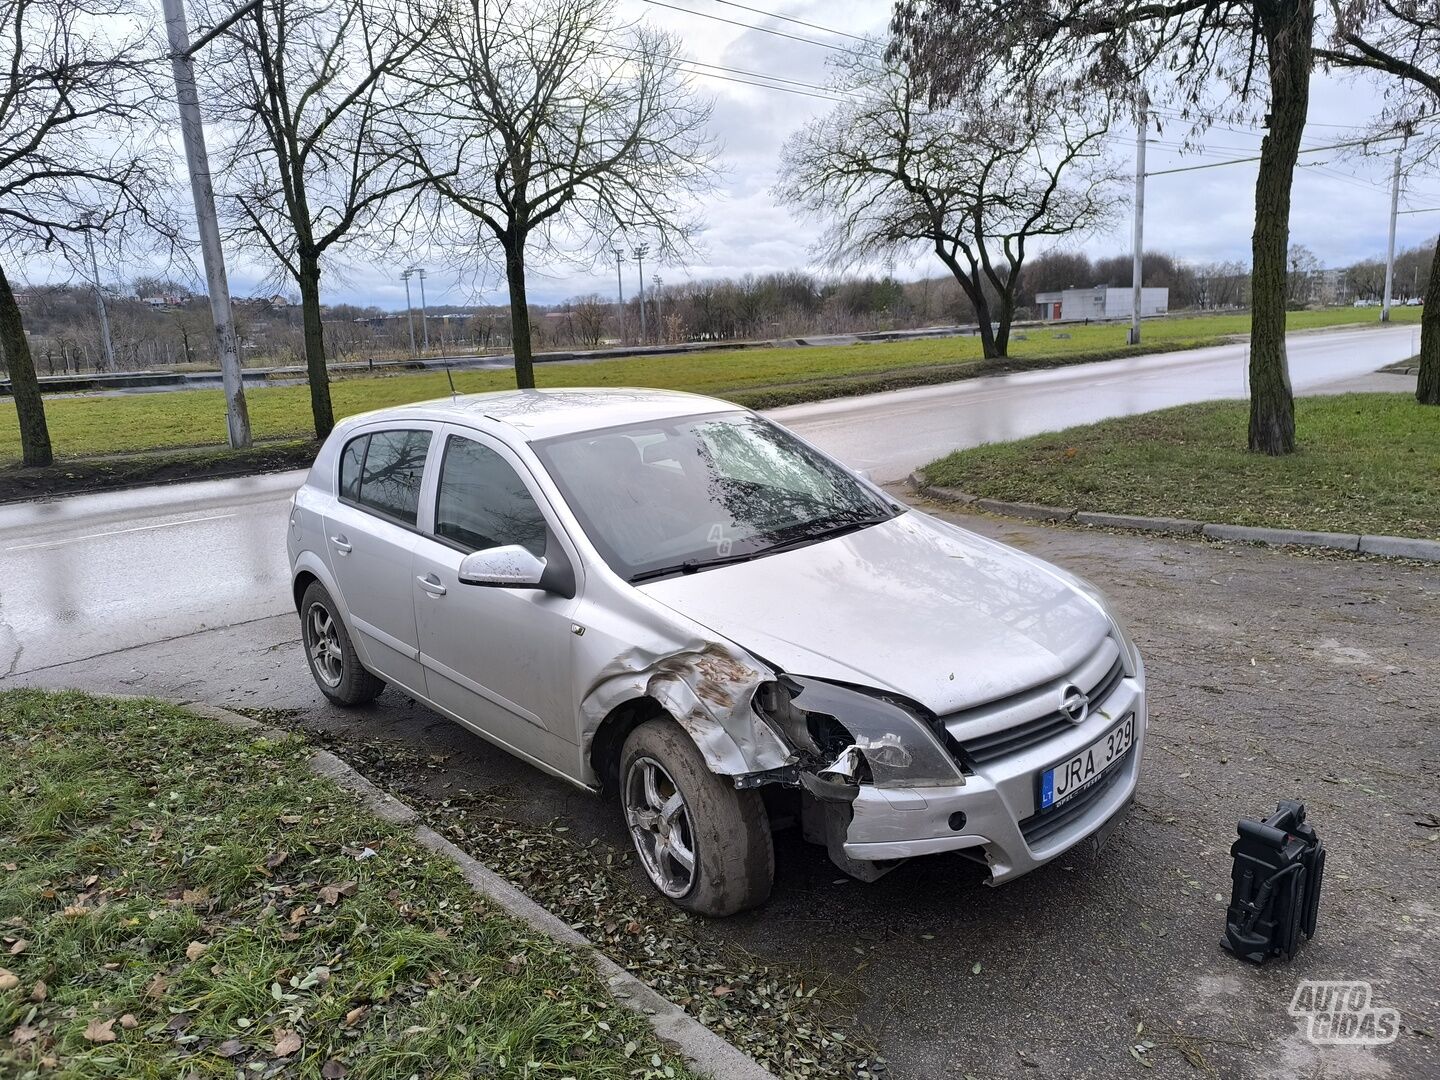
[305,602,344,688]
[623,755,697,898]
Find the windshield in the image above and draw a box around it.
[533,411,896,582]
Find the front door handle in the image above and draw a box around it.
[416,573,447,596]
[329,534,352,554]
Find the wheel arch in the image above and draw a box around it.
[589,696,668,795]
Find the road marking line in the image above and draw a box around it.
[5,513,239,552]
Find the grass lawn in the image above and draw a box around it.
[923,392,1440,538]
[0,691,695,1080]
[0,307,1419,465]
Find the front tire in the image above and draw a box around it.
[620,718,774,916]
[300,581,384,706]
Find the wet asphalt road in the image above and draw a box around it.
[0,323,1420,677]
[1,326,1435,1077]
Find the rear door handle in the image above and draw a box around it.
[329,534,352,554]
[416,573,447,596]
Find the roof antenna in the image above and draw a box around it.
[444,356,458,401]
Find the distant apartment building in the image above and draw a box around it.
[1034,286,1169,322]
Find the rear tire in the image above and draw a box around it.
[620,718,774,916]
[300,581,384,706]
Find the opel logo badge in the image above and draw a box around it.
[1059,684,1089,724]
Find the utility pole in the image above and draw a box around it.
[654,274,663,341]
[1383,150,1401,324]
[410,267,429,351]
[400,269,416,353]
[634,243,649,343]
[1129,92,1147,346]
[161,0,253,449]
[612,247,626,344]
[80,217,116,372]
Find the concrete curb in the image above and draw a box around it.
[169,698,777,1080]
[908,474,1440,562]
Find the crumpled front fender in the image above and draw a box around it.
[579,639,793,778]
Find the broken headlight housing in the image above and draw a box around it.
[753,676,965,789]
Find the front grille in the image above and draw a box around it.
[1019,748,1132,847]
[953,651,1125,767]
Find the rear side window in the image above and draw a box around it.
[433,436,547,556]
[339,436,366,501]
[339,429,431,526]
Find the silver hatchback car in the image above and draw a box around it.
[288,388,1146,915]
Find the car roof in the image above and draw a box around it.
[339,387,743,442]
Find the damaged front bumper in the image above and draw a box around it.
[840,676,1146,882]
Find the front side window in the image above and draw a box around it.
[432,436,547,556]
[533,412,893,581]
[342,428,430,526]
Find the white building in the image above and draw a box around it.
[1034,286,1169,322]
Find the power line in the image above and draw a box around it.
[639,0,862,54]
[1144,132,1411,176]
[700,0,870,42]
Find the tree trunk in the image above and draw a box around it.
[505,239,535,389]
[297,253,335,439]
[0,260,53,467]
[1416,234,1440,405]
[1247,0,1313,455]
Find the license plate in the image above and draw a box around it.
[1038,715,1135,811]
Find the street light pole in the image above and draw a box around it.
[400,269,416,353]
[1382,150,1401,324]
[634,243,649,343]
[1129,91,1147,346]
[161,0,252,448]
[413,267,430,352]
[612,247,626,344]
[81,218,116,371]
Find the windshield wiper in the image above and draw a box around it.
[628,549,763,583]
[762,511,890,553]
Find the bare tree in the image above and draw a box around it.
[1287,243,1321,303]
[399,0,717,389]
[776,48,1120,359]
[1319,1,1440,403]
[569,294,608,348]
[202,0,433,438]
[891,0,1324,454]
[0,0,172,466]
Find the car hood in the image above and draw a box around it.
[636,512,1112,717]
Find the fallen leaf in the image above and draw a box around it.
[83,874,98,887]
[712,985,734,996]
[0,969,18,992]
[288,905,307,926]
[343,1005,369,1027]
[9,1024,40,1046]
[185,941,208,961]
[273,1028,302,1057]
[263,851,289,871]
[119,1014,138,1030]
[322,1061,348,1079]
[7,939,27,955]
[83,1018,117,1044]
[145,973,168,999]
[216,1038,243,1058]
[317,882,357,906]
[971,961,983,975]
[30,980,47,1001]
[278,814,302,826]
[2,863,16,872]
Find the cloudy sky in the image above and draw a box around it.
[25,0,1440,309]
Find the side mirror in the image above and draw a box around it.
[458,545,547,589]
